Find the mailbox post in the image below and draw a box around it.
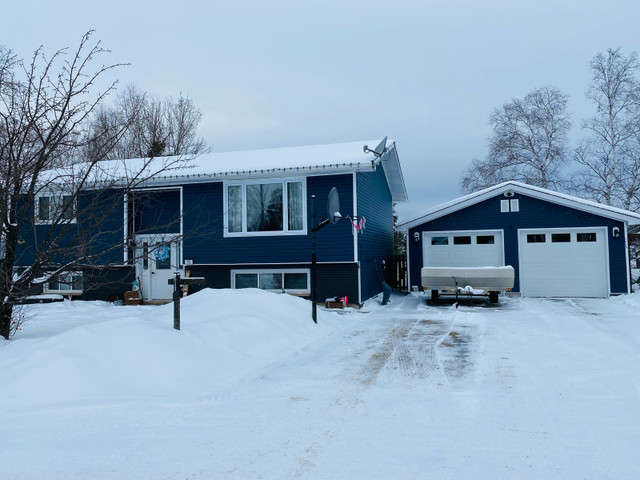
[168,272,205,330]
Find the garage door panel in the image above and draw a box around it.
[518,227,608,297]
[424,230,504,268]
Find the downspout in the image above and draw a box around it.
[353,172,361,304]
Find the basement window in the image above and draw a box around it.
[43,271,83,295]
[231,269,310,294]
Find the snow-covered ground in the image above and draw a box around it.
[1,289,639,479]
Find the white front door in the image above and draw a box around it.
[517,227,609,297]
[135,235,181,300]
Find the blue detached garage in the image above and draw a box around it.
[400,181,640,298]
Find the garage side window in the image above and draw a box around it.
[477,235,495,244]
[453,236,471,245]
[577,233,597,242]
[527,234,546,243]
[431,236,448,245]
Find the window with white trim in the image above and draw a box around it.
[35,193,76,224]
[231,269,310,294]
[43,271,83,294]
[225,179,305,235]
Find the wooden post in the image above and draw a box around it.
[168,274,205,331]
[173,271,181,330]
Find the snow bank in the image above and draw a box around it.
[0,288,342,409]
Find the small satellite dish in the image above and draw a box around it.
[363,136,388,158]
[372,136,387,157]
[326,187,341,224]
[311,187,342,233]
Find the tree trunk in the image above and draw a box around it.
[1,228,19,339]
[0,301,12,340]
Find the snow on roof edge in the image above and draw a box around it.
[399,181,640,229]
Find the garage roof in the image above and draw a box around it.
[399,181,640,230]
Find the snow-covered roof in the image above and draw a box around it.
[398,181,640,230]
[76,140,407,202]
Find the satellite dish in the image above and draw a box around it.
[326,187,341,224]
[372,136,387,157]
[311,187,342,232]
[363,136,388,158]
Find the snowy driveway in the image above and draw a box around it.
[2,291,640,479]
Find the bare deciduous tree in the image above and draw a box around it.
[461,86,571,193]
[0,32,190,340]
[573,48,640,209]
[85,84,208,161]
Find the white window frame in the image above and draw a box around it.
[35,192,77,225]
[501,199,519,213]
[223,178,307,237]
[42,271,84,295]
[230,268,310,294]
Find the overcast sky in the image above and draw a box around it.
[4,0,640,220]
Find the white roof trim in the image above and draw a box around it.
[399,181,640,230]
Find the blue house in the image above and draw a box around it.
[16,140,407,305]
[400,181,640,298]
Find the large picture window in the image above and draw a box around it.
[225,180,305,236]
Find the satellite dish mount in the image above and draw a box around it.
[363,136,388,158]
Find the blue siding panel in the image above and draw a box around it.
[133,189,181,234]
[357,163,394,301]
[15,189,126,266]
[407,193,629,294]
[182,174,355,265]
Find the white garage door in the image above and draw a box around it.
[423,230,504,267]
[518,227,609,297]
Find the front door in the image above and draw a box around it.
[135,235,181,300]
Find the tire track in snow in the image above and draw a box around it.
[412,319,446,379]
[357,319,414,385]
[357,315,455,385]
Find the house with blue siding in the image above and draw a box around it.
[400,181,640,298]
[15,140,407,305]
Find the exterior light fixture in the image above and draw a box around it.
[413,232,420,243]
[612,227,620,238]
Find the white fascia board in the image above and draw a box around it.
[378,143,408,203]
[111,163,376,189]
[399,181,640,230]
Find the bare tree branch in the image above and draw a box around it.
[573,48,640,207]
[461,86,571,193]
